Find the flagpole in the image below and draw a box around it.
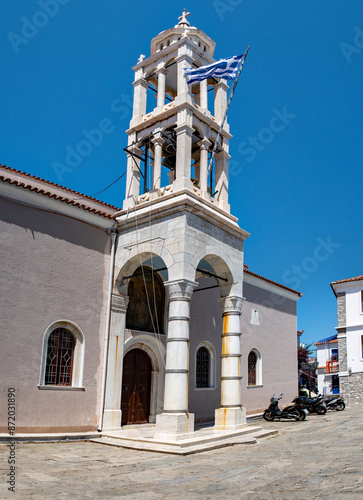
[208,46,249,173]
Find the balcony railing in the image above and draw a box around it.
[326,360,339,374]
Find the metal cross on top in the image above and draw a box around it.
[178,9,191,27]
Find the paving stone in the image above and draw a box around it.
[1,406,362,498]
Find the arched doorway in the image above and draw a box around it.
[121,349,152,425]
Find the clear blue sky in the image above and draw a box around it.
[1,1,362,350]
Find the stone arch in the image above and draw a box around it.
[193,251,240,298]
[115,251,172,296]
[123,335,166,423]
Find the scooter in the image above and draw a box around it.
[263,394,307,422]
[325,396,345,411]
[292,394,327,415]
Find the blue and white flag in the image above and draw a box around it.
[184,54,243,85]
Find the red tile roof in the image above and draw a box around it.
[0,164,121,219]
[315,338,338,346]
[331,275,363,285]
[244,268,302,297]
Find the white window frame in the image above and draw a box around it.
[194,341,216,390]
[38,320,85,390]
[250,309,260,326]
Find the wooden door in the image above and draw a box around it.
[121,349,151,425]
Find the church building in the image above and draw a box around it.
[0,12,301,442]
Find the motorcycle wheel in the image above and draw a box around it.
[316,405,327,415]
[298,410,307,421]
[336,402,345,411]
[292,410,301,421]
[263,410,275,422]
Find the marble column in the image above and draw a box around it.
[123,144,143,209]
[200,78,208,111]
[214,79,229,123]
[173,119,194,192]
[198,138,211,195]
[155,66,167,109]
[152,131,164,190]
[132,78,148,118]
[103,293,129,429]
[155,279,198,440]
[215,145,231,213]
[215,295,246,430]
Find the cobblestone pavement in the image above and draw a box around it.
[1,405,362,499]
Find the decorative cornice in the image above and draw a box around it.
[111,293,129,313]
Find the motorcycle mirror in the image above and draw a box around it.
[281,393,284,396]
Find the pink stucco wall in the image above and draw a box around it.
[0,197,111,432]
[189,278,299,420]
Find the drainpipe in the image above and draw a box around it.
[98,229,118,432]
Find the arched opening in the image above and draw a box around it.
[196,346,209,388]
[126,265,165,334]
[248,349,262,386]
[121,349,152,425]
[40,320,85,388]
[248,351,257,385]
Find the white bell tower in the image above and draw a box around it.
[106,11,249,440]
[123,9,231,213]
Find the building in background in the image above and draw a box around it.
[330,275,363,404]
[315,335,339,395]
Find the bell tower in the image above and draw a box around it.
[107,11,249,440]
[123,9,231,213]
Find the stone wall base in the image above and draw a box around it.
[340,372,363,405]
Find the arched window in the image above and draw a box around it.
[196,346,209,388]
[39,321,85,389]
[45,328,74,386]
[126,266,165,334]
[248,351,257,385]
[247,349,262,386]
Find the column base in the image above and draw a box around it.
[214,407,246,431]
[217,199,231,214]
[102,409,122,430]
[122,197,136,210]
[173,177,194,193]
[154,412,195,441]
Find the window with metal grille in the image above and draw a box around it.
[248,350,257,385]
[45,328,75,386]
[196,346,209,388]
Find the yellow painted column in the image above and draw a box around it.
[215,295,246,430]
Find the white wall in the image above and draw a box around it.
[347,326,363,373]
[345,283,363,327]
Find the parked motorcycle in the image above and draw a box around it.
[292,394,327,415]
[263,394,307,422]
[325,396,345,411]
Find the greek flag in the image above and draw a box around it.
[184,54,243,85]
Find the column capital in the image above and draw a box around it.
[218,295,245,315]
[152,129,165,145]
[215,150,230,160]
[214,79,229,91]
[155,65,167,76]
[198,138,212,150]
[111,293,129,313]
[132,77,148,89]
[175,123,194,136]
[165,279,198,301]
